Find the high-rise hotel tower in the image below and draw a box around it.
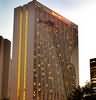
[9,0,79,100]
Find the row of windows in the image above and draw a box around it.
[32,8,77,99]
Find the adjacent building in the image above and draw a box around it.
[90,58,96,87]
[9,0,79,100]
[0,36,11,100]
[83,58,96,100]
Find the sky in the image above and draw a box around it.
[0,0,96,86]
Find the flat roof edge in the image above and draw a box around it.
[15,0,77,26]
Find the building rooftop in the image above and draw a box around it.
[16,0,77,27]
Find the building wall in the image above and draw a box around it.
[0,36,11,99]
[9,1,79,100]
[0,36,4,99]
[90,58,96,87]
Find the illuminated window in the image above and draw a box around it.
[33,82,36,86]
[38,83,41,86]
[38,88,41,92]
[49,89,53,93]
[41,72,45,76]
[57,44,60,48]
[45,84,48,87]
[59,53,62,57]
[48,76,54,80]
[49,72,52,75]
[37,18,39,22]
[48,64,51,67]
[38,64,41,67]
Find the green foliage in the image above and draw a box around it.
[68,82,95,100]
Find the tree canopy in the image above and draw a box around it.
[68,82,96,100]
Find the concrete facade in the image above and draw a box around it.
[9,0,79,100]
[0,36,11,100]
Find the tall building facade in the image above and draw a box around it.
[0,36,11,100]
[9,0,79,100]
[90,58,96,87]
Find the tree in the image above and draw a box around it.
[68,85,84,100]
[68,82,96,100]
